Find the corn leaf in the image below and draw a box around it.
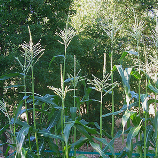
[0,73,23,80]
[71,137,88,149]
[64,121,75,145]
[13,100,23,122]
[148,83,158,93]
[47,110,61,132]
[38,130,64,141]
[75,124,93,142]
[95,137,115,156]
[49,55,65,68]
[122,110,135,133]
[76,155,88,158]
[126,125,141,151]
[90,142,108,158]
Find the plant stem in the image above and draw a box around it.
[24,74,31,151]
[111,12,115,139]
[73,55,76,156]
[144,44,147,158]
[111,35,114,139]
[31,65,40,157]
[155,15,158,157]
[100,91,103,149]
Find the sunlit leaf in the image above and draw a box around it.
[140,94,148,112]
[126,125,141,151]
[122,110,135,133]
[38,130,64,141]
[90,142,108,158]
[95,137,115,156]
[131,70,141,80]
[16,126,29,156]
[126,50,138,56]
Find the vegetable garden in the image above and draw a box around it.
[0,0,158,157]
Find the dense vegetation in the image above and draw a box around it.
[0,0,158,157]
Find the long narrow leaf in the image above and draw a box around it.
[103,130,122,153]
[126,125,141,151]
[75,124,93,142]
[49,55,65,67]
[47,110,61,132]
[148,83,158,93]
[122,110,135,133]
[13,100,23,122]
[95,137,115,156]
[90,142,108,158]
[64,121,75,145]
[38,130,64,141]
[71,137,88,149]
[16,126,29,156]
[102,101,138,117]
[0,73,23,80]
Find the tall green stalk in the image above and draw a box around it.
[155,15,158,157]
[73,55,76,156]
[111,15,114,139]
[100,91,103,149]
[144,44,147,158]
[29,28,40,157]
[50,16,75,155]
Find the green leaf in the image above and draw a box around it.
[130,113,141,127]
[13,100,23,122]
[76,155,88,158]
[120,51,128,60]
[4,145,10,157]
[131,70,141,80]
[48,139,60,154]
[126,50,138,56]
[140,94,148,112]
[0,72,23,80]
[90,142,108,158]
[116,65,132,92]
[4,85,24,89]
[0,124,10,135]
[70,107,77,121]
[76,120,97,134]
[102,102,138,117]
[47,110,61,132]
[49,55,65,67]
[102,109,124,117]
[122,110,135,133]
[148,83,158,93]
[64,121,75,145]
[71,137,88,149]
[34,95,60,108]
[75,124,93,142]
[38,130,64,141]
[95,137,115,156]
[103,130,122,153]
[146,125,153,147]
[112,65,117,72]
[126,125,141,151]
[16,126,29,155]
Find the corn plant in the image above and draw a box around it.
[88,70,118,149]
